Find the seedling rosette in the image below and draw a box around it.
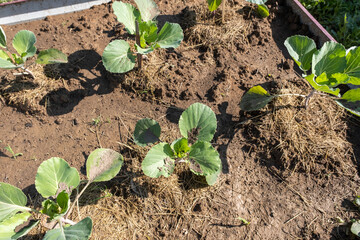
[133,103,222,185]
[240,35,360,117]
[0,26,68,79]
[0,148,123,239]
[102,0,184,73]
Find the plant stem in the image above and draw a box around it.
[65,180,92,219]
[276,93,307,98]
[305,90,316,109]
[20,66,35,78]
[135,21,142,70]
[222,0,226,24]
[60,217,76,225]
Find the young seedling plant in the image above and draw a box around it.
[133,103,222,185]
[4,145,23,160]
[240,35,360,117]
[102,0,184,73]
[0,26,68,79]
[245,0,269,18]
[0,148,123,239]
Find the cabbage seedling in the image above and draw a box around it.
[240,35,360,117]
[102,0,184,73]
[246,0,269,18]
[133,103,222,185]
[0,26,68,79]
[0,148,123,239]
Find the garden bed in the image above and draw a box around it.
[1,0,360,239]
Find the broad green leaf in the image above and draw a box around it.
[205,163,221,185]
[43,217,93,240]
[188,141,221,176]
[335,88,360,116]
[12,30,36,57]
[284,35,316,72]
[156,22,184,49]
[11,220,39,239]
[312,41,346,77]
[102,40,136,73]
[142,143,175,178]
[0,183,31,222]
[173,138,190,158]
[179,103,217,142]
[35,157,80,198]
[112,1,140,35]
[134,0,159,22]
[351,220,360,237]
[0,26,6,48]
[305,74,340,96]
[345,46,360,85]
[0,58,17,69]
[239,85,274,111]
[0,212,31,240]
[329,73,350,86]
[133,118,160,146]
[207,0,222,11]
[0,49,8,60]
[246,0,267,4]
[257,4,269,18]
[36,49,68,64]
[23,45,36,61]
[86,148,123,182]
[139,20,158,46]
[135,44,155,55]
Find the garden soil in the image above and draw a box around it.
[1,0,360,239]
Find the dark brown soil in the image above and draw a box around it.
[1,0,360,239]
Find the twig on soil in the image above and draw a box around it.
[284,211,303,224]
[117,141,134,150]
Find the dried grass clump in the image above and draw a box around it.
[0,64,64,114]
[184,5,248,49]
[256,88,354,176]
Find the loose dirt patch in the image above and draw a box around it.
[1,0,360,239]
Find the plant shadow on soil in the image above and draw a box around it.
[40,50,117,116]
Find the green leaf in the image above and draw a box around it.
[257,4,269,18]
[11,220,39,239]
[0,26,6,48]
[155,22,184,49]
[112,1,140,35]
[43,217,93,240]
[86,148,124,182]
[135,44,155,55]
[134,0,159,22]
[142,143,175,178]
[345,46,360,85]
[239,85,274,111]
[305,74,340,96]
[246,0,267,4]
[207,0,222,11]
[41,199,59,219]
[41,191,69,220]
[179,103,217,142]
[133,118,160,146]
[173,138,190,158]
[139,20,158,46]
[102,40,136,73]
[0,182,31,222]
[205,163,221,185]
[0,212,31,240]
[36,49,68,64]
[35,157,80,198]
[335,88,360,116]
[0,58,17,69]
[351,220,360,237]
[312,41,346,77]
[284,35,317,72]
[328,73,350,86]
[12,30,36,57]
[188,141,221,176]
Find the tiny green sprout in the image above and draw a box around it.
[92,115,102,126]
[0,148,123,239]
[4,145,23,160]
[133,103,221,185]
[240,35,360,117]
[335,217,345,223]
[236,217,250,225]
[246,0,269,18]
[0,26,68,79]
[102,0,184,73]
